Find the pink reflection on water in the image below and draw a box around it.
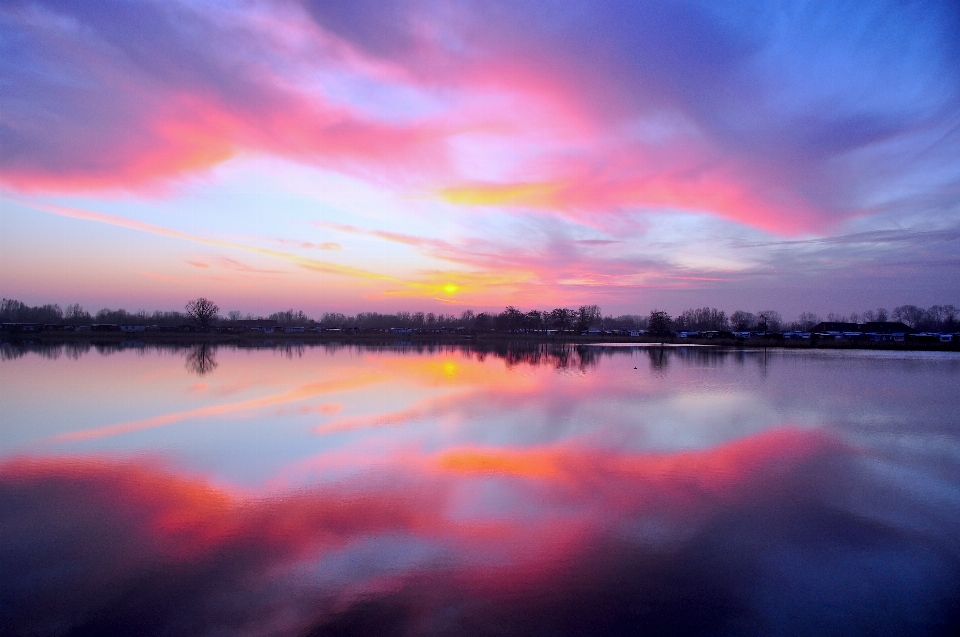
[0,426,846,632]
[3,345,960,635]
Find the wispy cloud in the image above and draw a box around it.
[4,1,958,235]
[317,216,739,304]
[18,200,399,282]
[270,238,342,251]
[216,257,285,275]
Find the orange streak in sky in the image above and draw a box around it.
[17,200,543,300]
[438,169,820,235]
[17,200,398,282]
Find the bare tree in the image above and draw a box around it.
[64,303,91,325]
[756,310,782,333]
[576,305,602,332]
[549,307,574,333]
[526,309,545,330]
[675,307,728,331]
[1,299,63,323]
[793,312,819,331]
[648,310,672,334]
[730,310,755,331]
[185,298,219,330]
[496,306,526,332]
[893,305,924,329]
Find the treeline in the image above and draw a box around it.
[0,299,192,327]
[317,305,609,332]
[2,298,958,333]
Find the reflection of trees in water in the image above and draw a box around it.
[94,342,145,355]
[2,340,148,359]
[275,344,306,359]
[185,344,218,376]
[1,341,70,361]
[64,343,91,359]
[352,341,766,372]
[475,343,602,371]
[648,346,669,376]
[0,342,33,361]
[1,339,784,374]
[643,346,760,375]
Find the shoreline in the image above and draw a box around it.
[2,330,959,353]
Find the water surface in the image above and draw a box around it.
[2,343,959,635]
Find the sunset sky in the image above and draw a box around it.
[2,0,959,317]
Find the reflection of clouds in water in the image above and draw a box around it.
[6,343,958,489]
[640,391,783,450]
[47,374,388,444]
[4,342,959,633]
[2,429,958,636]
[312,383,784,457]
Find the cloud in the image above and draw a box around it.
[317,216,739,306]
[260,237,344,251]
[17,200,399,281]
[726,222,960,284]
[3,0,958,235]
[0,0,452,192]
[3,427,959,635]
[216,256,285,275]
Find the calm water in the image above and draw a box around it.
[2,342,959,636]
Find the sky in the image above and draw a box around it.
[1,0,959,319]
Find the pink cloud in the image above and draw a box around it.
[0,1,820,238]
[8,0,946,240]
[1,89,452,194]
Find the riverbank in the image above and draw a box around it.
[3,330,959,352]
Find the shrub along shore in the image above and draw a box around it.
[2,327,958,352]
[2,297,957,351]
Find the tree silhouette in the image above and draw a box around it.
[756,310,782,333]
[549,308,573,333]
[648,310,672,334]
[185,298,219,330]
[576,305,602,332]
[730,311,755,331]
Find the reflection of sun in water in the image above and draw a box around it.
[442,283,459,295]
[442,361,458,377]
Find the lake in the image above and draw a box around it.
[2,342,959,636]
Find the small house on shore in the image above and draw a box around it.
[811,321,913,341]
[226,319,279,333]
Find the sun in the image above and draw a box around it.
[442,283,459,295]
